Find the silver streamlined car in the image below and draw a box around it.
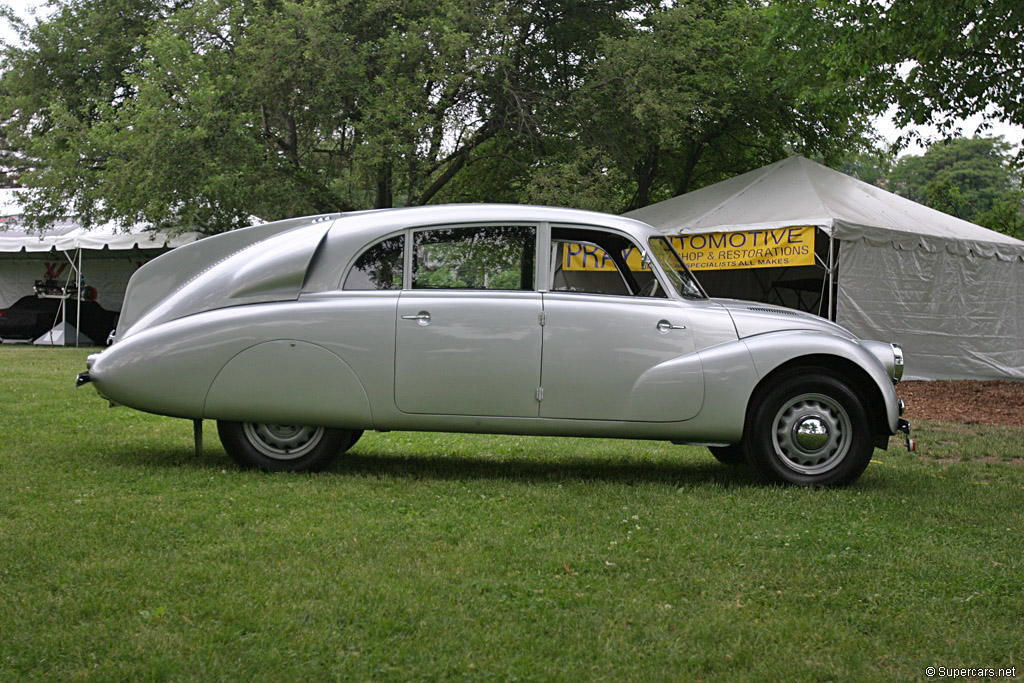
[78,205,911,486]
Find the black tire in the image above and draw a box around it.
[708,444,746,466]
[217,421,363,472]
[744,372,874,487]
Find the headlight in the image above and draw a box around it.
[892,343,904,383]
[861,341,905,384]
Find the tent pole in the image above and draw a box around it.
[827,230,835,321]
[76,247,82,347]
[60,248,80,347]
[59,250,75,347]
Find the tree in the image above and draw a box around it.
[0,0,172,226]
[515,0,880,212]
[834,148,894,188]
[1,0,632,233]
[888,136,1024,238]
[779,0,1024,141]
[1,0,891,231]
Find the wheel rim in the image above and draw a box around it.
[771,393,851,475]
[242,423,324,461]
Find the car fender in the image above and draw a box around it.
[679,331,901,445]
[86,319,234,418]
[204,340,373,427]
[626,353,704,422]
[741,330,901,432]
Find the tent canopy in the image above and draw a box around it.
[0,219,198,256]
[627,155,1024,259]
[0,189,202,311]
[626,156,1024,381]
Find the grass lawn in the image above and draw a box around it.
[1,347,1022,680]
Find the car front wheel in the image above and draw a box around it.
[217,421,363,472]
[744,372,874,487]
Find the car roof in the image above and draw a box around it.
[302,204,662,293]
[330,203,656,238]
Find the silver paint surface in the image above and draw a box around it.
[87,204,905,446]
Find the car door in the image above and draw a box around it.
[539,228,704,422]
[394,224,544,417]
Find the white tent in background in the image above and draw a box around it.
[0,189,201,311]
[0,189,203,346]
[626,156,1024,381]
[33,321,96,347]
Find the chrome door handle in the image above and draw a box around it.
[656,320,686,333]
[401,312,431,325]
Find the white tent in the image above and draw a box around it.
[626,156,1024,381]
[33,321,96,347]
[0,189,201,312]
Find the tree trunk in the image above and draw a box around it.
[375,163,393,209]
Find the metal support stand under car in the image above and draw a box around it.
[194,420,203,459]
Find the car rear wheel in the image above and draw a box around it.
[217,421,362,472]
[745,372,874,487]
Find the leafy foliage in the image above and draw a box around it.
[879,0,1023,132]
[889,137,1024,238]
[7,0,985,231]
[1,0,634,232]
[780,0,1024,143]
[519,0,879,211]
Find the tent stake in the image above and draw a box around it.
[193,419,203,459]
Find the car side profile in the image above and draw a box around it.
[78,205,911,486]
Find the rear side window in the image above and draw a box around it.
[412,225,536,290]
[343,235,405,290]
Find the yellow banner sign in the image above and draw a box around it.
[675,226,816,271]
[563,243,648,271]
[562,226,816,272]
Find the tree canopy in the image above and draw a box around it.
[780,0,1024,142]
[2,0,643,231]
[1,0,1019,233]
[888,137,1024,239]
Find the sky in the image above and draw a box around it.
[2,0,1023,158]
[873,108,1024,156]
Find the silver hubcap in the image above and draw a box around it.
[772,393,851,475]
[243,423,324,461]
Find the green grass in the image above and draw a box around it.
[2,347,1022,681]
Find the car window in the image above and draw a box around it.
[550,228,667,298]
[648,236,706,299]
[412,225,536,290]
[343,235,405,290]
[550,240,630,295]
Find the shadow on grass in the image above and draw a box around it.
[104,443,763,489]
[96,443,229,472]
[332,449,764,488]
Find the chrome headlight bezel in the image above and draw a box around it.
[891,343,904,384]
[860,340,905,385]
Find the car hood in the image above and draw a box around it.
[714,298,858,341]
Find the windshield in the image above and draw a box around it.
[648,237,706,299]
